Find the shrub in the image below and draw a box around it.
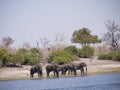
[98,52,120,61]
[0,48,11,67]
[10,52,24,66]
[79,45,94,58]
[64,46,79,57]
[17,48,42,65]
[0,47,43,66]
[49,50,73,64]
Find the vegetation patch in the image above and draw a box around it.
[49,50,73,64]
[98,52,120,61]
[79,45,94,58]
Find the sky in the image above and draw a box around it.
[0,0,120,48]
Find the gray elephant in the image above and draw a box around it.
[46,64,59,77]
[59,63,76,75]
[74,62,87,76]
[30,64,43,78]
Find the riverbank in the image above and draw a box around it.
[0,57,120,81]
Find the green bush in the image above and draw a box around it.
[0,47,42,67]
[49,50,73,64]
[0,48,11,67]
[29,48,42,65]
[10,52,24,65]
[64,46,79,57]
[98,52,120,61]
[79,45,94,58]
[15,48,42,65]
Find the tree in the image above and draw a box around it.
[103,20,120,52]
[22,42,31,49]
[54,32,65,45]
[71,28,101,46]
[2,36,14,48]
[39,37,50,49]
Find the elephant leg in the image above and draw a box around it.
[80,69,82,76]
[40,71,43,77]
[63,69,66,75]
[71,69,75,75]
[74,69,77,75]
[53,71,56,76]
[70,70,72,75]
[31,74,33,78]
[61,70,63,75]
[46,71,49,77]
[55,70,59,77]
[86,67,87,75]
[81,68,84,76]
[64,70,67,75]
[83,68,84,75]
[38,72,40,77]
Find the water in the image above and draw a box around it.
[0,73,120,90]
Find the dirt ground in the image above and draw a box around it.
[0,57,120,81]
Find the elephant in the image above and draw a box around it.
[74,62,87,76]
[30,64,43,78]
[59,63,76,75]
[46,64,59,77]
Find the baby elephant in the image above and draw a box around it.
[30,64,43,78]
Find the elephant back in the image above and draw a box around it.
[80,62,87,67]
[46,64,59,71]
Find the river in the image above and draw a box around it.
[0,73,120,90]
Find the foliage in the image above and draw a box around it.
[16,48,29,65]
[64,46,79,57]
[98,52,120,61]
[71,28,101,45]
[0,48,11,67]
[49,50,73,64]
[30,48,42,60]
[10,51,24,66]
[17,48,42,65]
[0,47,43,67]
[103,20,120,51]
[79,45,94,58]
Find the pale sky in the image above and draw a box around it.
[0,0,120,48]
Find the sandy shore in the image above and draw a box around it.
[0,57,120,81]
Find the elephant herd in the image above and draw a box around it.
[30,62,87,78]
